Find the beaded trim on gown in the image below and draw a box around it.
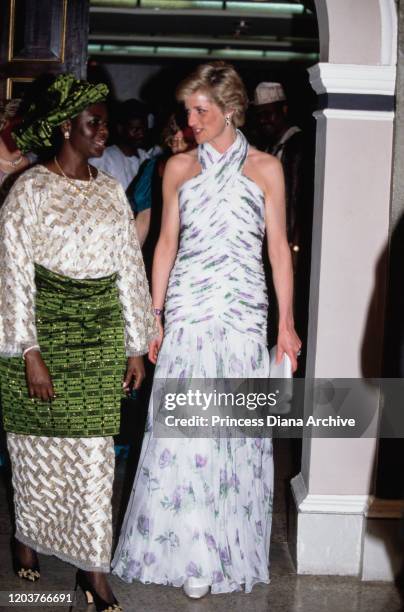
[112,131,274,594]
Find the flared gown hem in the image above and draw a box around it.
[114,571,270,595]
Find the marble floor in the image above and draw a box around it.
[0,438,402,612]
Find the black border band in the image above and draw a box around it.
[318,93,395,112]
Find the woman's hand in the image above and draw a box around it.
[123,356,145,394]
[148,317,164,364]
[24,351,55,401]
[276,324,302,373]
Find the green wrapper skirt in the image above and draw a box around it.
[0,264,127,437]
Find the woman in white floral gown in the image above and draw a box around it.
[112,62,301,596]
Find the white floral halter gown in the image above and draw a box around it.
[112,131,274,594]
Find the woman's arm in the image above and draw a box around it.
[129,159,155,246]
[135,209,151,246]
[148,155,182,363]
[114,183,158,388]
[263,155,302,372]
[151,156,181,310]
[0,174,55,399]
[0,180,38,355]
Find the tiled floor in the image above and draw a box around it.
[0,440,402,612]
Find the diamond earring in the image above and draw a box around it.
[64,131,70,140]
[225,116,231,127]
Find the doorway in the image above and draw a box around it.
[87,0,320,576]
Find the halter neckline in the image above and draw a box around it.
[198,129,248,172]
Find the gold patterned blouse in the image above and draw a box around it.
[0,164,157,357]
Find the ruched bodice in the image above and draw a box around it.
[165,131,268,344]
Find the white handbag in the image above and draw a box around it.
[269,345,292,379]
[269,345,293,414]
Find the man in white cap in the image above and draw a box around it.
[253,82,312,375]
[253,82,303,249]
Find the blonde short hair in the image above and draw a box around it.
[176,61,248,128]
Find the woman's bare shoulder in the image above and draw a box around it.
[243,147,283,196]
[166,149,197,169]
[164,149,199,187]
[247,146,282,173]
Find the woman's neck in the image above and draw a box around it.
[207,129,237,155]
[55,146,90,179]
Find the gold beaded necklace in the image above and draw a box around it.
[54,156,93,199]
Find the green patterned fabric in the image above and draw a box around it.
[0,264,126,437]
[13,73,108,153]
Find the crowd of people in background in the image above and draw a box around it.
[0,77,313,284]
[0,64,312,608]
[0,75,313,374]
[0,78,312,285]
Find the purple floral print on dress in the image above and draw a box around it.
[137,515,149,537]
[159,448,173,468]
[112,131,277,595]
[195,454,207,468]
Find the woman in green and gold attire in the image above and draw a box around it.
[0,74,156,612]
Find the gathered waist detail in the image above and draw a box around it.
[34,263,118,298]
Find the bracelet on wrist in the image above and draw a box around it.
[153,307,164,317]
[22,345,40,359]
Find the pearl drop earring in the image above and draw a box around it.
[64,131,70,140]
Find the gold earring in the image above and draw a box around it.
[64,131,70,140]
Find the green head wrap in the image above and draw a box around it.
[13,73,109,153]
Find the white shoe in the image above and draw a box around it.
[183,577,210,599]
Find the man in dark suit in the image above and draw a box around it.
[253,82,304,253]
[253,82,313,375]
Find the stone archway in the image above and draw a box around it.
[290,0,398,578]
[314,0,397,65]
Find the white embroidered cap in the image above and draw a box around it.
[253,82,286,106]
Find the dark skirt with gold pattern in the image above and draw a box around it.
[0,264,126,437]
